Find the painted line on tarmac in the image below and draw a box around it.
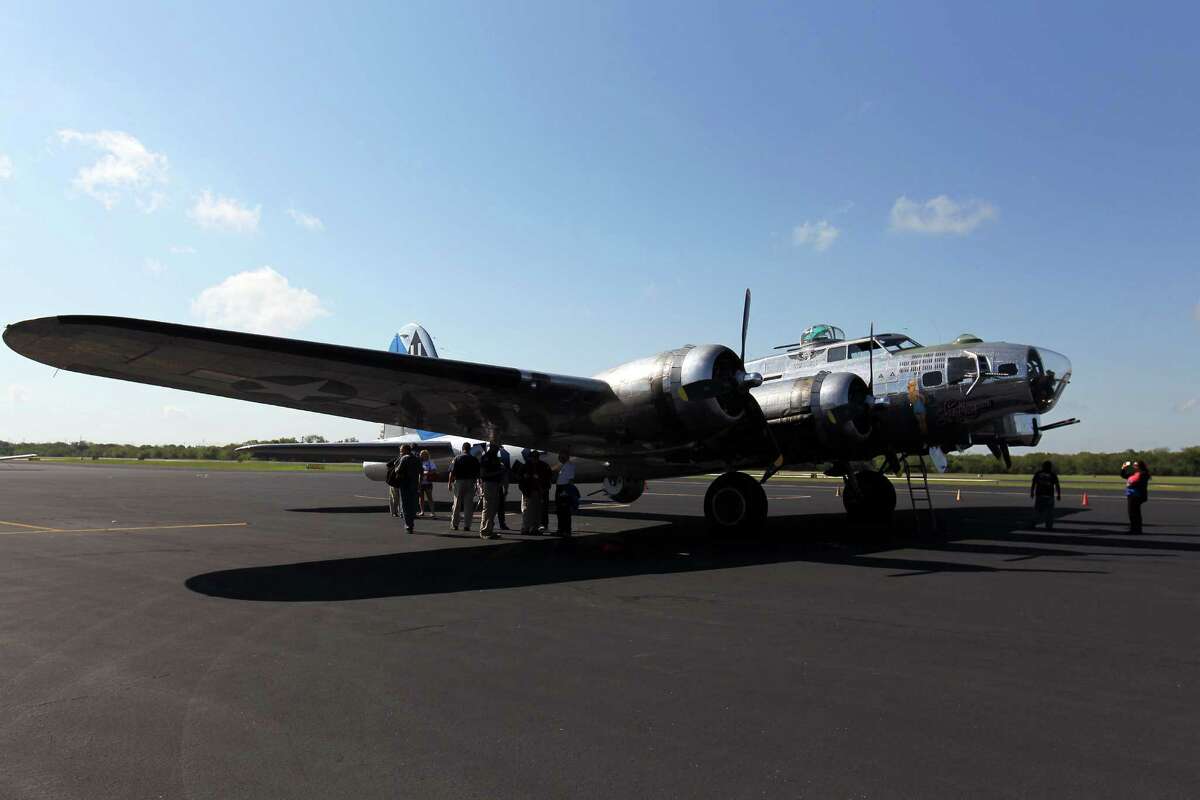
[0,521,249,535]
[0,519,61,531]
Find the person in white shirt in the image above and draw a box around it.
[553,452,578,537]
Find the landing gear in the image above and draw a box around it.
[704,471,768,532]
[842,469,896,523]
[601,476,646,503]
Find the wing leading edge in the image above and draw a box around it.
[4,316,618,453]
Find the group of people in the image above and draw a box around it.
[387,442,579,540]
[1029,459,1151,534]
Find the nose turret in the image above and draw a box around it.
[1026,347,1071,412]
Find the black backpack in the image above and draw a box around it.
[385,460,403,488]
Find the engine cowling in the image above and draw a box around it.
[811,371,873,448]
[752,371,873,451]
[363,461,389,482]
[594,344,750,445]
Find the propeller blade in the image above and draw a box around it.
[868,320,874,394]
[740,288,751,364]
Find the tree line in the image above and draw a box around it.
[944,447,1200,476]
[0,435,344,462]
[2,439,1197,476]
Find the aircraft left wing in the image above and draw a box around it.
[237,440,456,462]
[4,316,619,454]
[0,454,38,462]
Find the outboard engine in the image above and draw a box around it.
[363,461,389,482]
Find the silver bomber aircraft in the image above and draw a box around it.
[3,291,1075,530]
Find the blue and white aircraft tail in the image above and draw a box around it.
[380,323,440,441]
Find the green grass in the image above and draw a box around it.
[36,457,362,473]
[688,471,1200,492]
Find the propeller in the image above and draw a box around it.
[679,288,763,400]
[740,288,751,364]
[868,321,874,395]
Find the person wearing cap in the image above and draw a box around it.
[1029,460,1061,530]
[519,450,552,534]
[1124,460,1151,534]
[478,443,505,539]
[447,441,480,531]
[553,452,579,536]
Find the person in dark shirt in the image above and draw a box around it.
[1124,460,1151,534]
[1029,460,1061,530]
[518,451,553,534]
[448,442,480,531]
[496,447,512,531]
[478,443,505,539]
[392,443,424,533]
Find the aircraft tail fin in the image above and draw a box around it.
[381,324,439,440]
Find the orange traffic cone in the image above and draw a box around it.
[955,489,961,502]
[1081,492,1089,507]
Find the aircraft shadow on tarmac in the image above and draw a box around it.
[180,504,1197,603]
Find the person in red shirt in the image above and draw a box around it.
[1123,461,1151,534]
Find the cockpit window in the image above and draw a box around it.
[847,340,884,360]
[826,346,846,362]
[877,334,922,353]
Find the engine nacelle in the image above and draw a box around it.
[363,461,389,482]
[810,372,873,448]
[594,344,749,445]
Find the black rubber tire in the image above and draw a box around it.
[842,470,897,522]
[704,472,768,532]
[610,478,646,504]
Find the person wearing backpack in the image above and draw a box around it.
[390,443,424,533]
[385,449,404,518]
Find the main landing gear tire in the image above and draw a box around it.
[842,470,897,523]
[704,472,768,533]
[601,476,646,504]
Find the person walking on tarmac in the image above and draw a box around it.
[478,443,505,539]
[385,448,403,518]
[448,442,480,532]
[496,446,512,531]
[553,452,580,537]
[1123,460,1151,534]
[519,450,552,534]
[391,443,424,533]
[417,449,437,519]
[1029,460,1062,530]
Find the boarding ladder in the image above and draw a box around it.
[901,454,937,534]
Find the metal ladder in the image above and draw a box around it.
[902,454,937,534]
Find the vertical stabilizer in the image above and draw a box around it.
[381,324,439,440]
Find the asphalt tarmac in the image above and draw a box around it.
[2,463,1199,799]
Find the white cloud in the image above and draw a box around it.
[8,385,31,405]
[169,244,196,254]
[188,190,261,233]
[162,405,190,420]
[56,129,168,210]
[890,194,996,235]
[287,207,324,231]
[792,219,839,252]
[191,266,328,335]
[143,258,166,277]
[1177,397,1200,414]
[0,154,12,180]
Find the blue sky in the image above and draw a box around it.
[1,1,1197,451]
